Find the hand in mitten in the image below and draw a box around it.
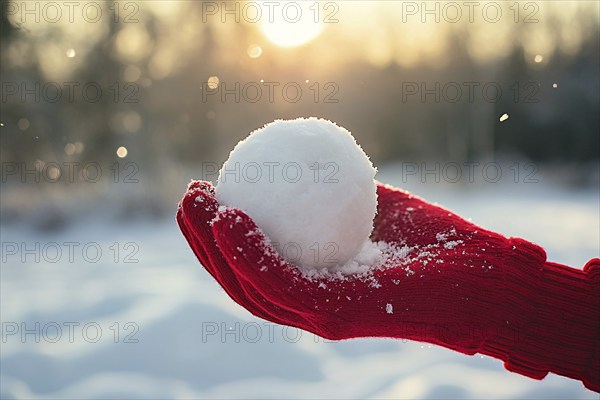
[177,180,599,392]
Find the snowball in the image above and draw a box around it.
[215,117,377,270]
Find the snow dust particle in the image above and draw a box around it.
[444,240,463,250]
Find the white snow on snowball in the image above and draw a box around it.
[215,117,377,270]
[301,240,406,278]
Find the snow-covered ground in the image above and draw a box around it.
[1,165,598,399]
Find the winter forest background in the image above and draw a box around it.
[1,1,599,399]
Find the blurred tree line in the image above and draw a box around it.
[0,1,598,214]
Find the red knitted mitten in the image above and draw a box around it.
[177,180,599,392]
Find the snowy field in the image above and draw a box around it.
[1,165,598,399]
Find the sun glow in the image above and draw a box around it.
[258,1,325,47]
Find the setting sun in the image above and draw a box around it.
[258,1,325,47]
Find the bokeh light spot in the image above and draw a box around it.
[207,76,219,90]
[247,44,262,58]
[47,165,61,180]
[116,146,128,158]
[64,143,76,155]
